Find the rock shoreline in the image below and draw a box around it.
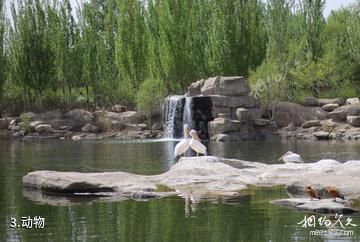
[0,108,163,141]
[23,156,360,212]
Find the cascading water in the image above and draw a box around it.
[182,97,193,131]
[163,96,185,138]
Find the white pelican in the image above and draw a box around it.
[189,130,207,156]
[174,125,190,157]
[279,151,304,163]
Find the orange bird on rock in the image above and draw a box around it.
[326,187,345,202]
[306,186,321,200]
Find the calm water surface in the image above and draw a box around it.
[1,139,359,241]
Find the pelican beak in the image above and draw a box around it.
[278,155,285,161]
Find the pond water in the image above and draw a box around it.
[1,139,359,241]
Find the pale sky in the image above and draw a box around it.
[323,0,357,17]
[67,0,360,18]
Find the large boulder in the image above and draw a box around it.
[208,118,244,136]
[235,108,262,123]
[210,95,256,109]
[212,133,230,142]
[187,79,205,96]
[35,124,54,134]
[322,103,339,112]
[326,104,360,122]
[97,111,145,125]
[271,102,326,128]
[201,76,249,96]
[247,108,262,121]
[212,106,232,118]
[314,131,330,140]
[81,124,100,133]
[302,120,321,128]
[0,118,11,130]
[32,109,63,121]
[235,108,247,123]
[347,116,360,127]
[318,98,344,106]
[65,109,95,128]
[346,97,360,105]
[272,198,355,214]
[301,97,319,107]
[111,105,127,113]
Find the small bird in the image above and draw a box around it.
[174,125,190,157]
[305,186,321,200]
[189,129,207,156]
[326,187,345,202]
[278,151,304,163]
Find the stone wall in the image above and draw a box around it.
[186,76,277,141]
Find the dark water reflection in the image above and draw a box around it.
[1,139,359,241]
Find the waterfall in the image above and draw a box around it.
[183,97,193,131]
[163,96,184,138]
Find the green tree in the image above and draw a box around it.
[116,0,148,90]
[0,0,6,101]
[136,79,166,127]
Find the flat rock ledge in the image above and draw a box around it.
[272,198,357,214]
[23,156,360,208]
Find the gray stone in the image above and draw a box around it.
[301,97,319,107]
[29,121,43,129]
[347,116,360,127]
[201,76,249,96]
[254,119,270,126]
[346,97,360,105]
[187,79,205,96]
[302,120,321,128]
[326,104,360,122]
[0,118,11,130]
[272,198,356,214]
[151,122,162,130]
[271,102,326,128]
[125,123,147,131]
[318,98,344,106]
[213,134,230,142]
[65,109,95,128]
[59,125,73,131]
[210,95,256,108]
[33,109,63,121]
[22,157,360,203]
[97,111,145,125]
[322,103,339,112]
[212,106,232,118]
[284,122,296,131]
[247,108,262,121]
[81,124,100,133]
[208,118,243,136]
[217,113,231,118]
[111,105,127,113]
[235,108,247,123]
[35,124,54,134]
[314,131,330,140]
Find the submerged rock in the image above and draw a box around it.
[272,198,356,214]
[23,156,360,208]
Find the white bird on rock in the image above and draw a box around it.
[279,151,304,163]
[174,125,190,157]
[189,130,207,156]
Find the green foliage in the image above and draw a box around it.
[136,79,166,124]
[249,60,288,112]
[0,0,5,100]
[1,0,360,115]
[19,113,30,133]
